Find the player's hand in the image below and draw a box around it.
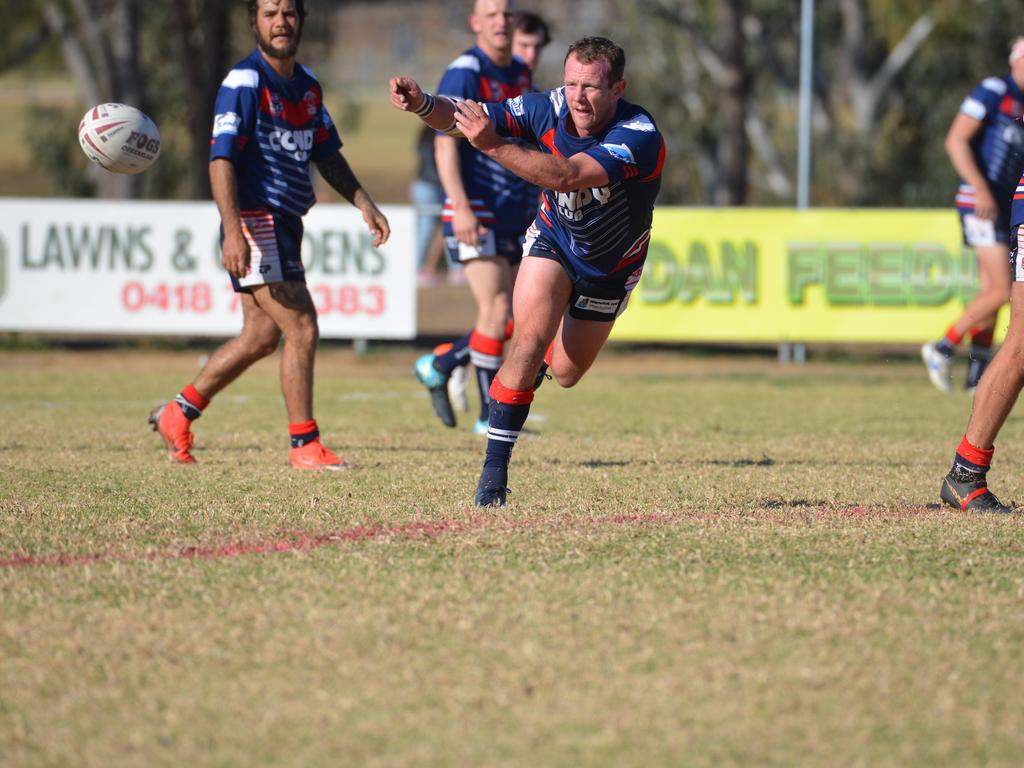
[362,203,391,247]
[222,230,251,279]
[454,99,500,150]
[389,77,424,113]
[973,186,998,221]
[452,203,484,247]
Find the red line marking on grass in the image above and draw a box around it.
[0,517,484,570]
[0,505,944,570]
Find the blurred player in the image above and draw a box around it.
[412,0,535,435]
[446,9,553,415]
[921,38,1024,394]
[149,0,389,468]
[512,10,551,73]
[938,43,1024,512]
[391,36,665,506]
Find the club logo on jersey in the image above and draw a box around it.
[213,112,241,137]
[268,93,283,115]
[602,143,635,164]
[268,128,314,161]
[555,186,612,222]
[303,90,319,116]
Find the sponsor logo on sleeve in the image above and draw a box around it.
[509,95,525,116]
[574,295,621,314]
[620,116,655,132]
[602,142,636,164]
[213,112,241,137]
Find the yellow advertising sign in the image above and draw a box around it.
[612,208,1006,343]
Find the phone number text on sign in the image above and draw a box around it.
[121,282,387,316]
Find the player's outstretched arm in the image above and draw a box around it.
[316,153,390,247]
[453,99,610,192]
[389,76,462,137]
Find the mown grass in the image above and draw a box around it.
[2,347,1024,767]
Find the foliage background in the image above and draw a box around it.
[0,0,1021,206]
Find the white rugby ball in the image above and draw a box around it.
[78,103,161,174]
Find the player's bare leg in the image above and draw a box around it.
[923,243,1009,393]
[475,258,571,506]
[252,281,347,470]
[194,292,282,398]
[464,256,514,432]
[150,293,280,464]
[940,282,1024,513]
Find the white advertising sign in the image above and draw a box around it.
[0,199,415,339]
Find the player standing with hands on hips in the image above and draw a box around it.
[391,36,665,506]
[150,0,389,469]
[921,38,1024,394]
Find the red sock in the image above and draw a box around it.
[289,420,320,448]
[944,326,964,345]
[971,328,994,348]
[489,376,534,405]
[956,435,993,469]
[182,384,209,411]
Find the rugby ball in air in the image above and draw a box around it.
[78,103,161,174]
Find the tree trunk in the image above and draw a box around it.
[175,0,233,199]
[713,0,750,205]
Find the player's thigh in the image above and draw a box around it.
[975,243,1011,294]
[463,257,513,305]
[511,256,573,345]
[251,281,318,339]
[238,290,282,344]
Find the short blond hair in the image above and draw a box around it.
[1009,36,1024,64]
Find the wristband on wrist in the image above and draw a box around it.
[414,92,436,118]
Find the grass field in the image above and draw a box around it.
[3,346,1024,766]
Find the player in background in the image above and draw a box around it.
[149,0,389,469]
[921,38,1024,394]
[512,10,551,73]
[412,0,535,436]
[391,36,665,506]
[445,9,553,416]
[938,41,1024,513]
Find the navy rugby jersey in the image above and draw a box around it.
[437,47,534,233]
[484,88,665,281]
[955,74,1024,215]
[210,51,342,218]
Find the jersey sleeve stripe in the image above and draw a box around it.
[222,68,259,89]
[638,137,667,183]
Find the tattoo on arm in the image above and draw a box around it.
[315,153,361,204]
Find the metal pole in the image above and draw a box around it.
[785,0,814,364]
[796,0,814,210]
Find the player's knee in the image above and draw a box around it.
[552,367,583,388]
[241,325,280,360]
[289,318,319,351]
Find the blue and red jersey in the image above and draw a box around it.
[210,51,341,218]
[484,88,665,281]
[436,47,534,235]
[953,73,1024,219]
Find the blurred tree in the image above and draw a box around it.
[3,0,1023,206]
[611,0,1023,208]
